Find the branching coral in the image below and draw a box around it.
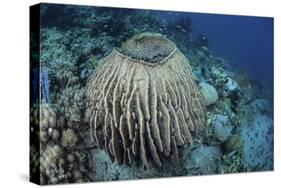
[86,33,206,167]
[55,69,87,128]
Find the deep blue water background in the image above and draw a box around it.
[159,12,274,91]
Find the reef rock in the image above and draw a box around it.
[89,148,185,181]
[212,115,232,142]
[199,82,218,106]
[86,32,206,167]
[224,134,243,152]
[185,145,221,174]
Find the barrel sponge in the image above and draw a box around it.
[86,33,206,167]
[120,32,177,63]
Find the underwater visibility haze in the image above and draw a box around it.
[30,3,274,185]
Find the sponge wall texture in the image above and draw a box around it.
[86,33,206,168]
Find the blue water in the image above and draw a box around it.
[160,11,273,90]
[190,13,273,88]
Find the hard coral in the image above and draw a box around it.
[40,144,63,184]
[40,105,62,144]
[62,128,79,149]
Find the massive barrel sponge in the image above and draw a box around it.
[86,33,206,167]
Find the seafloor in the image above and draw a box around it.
[30,4,274,185]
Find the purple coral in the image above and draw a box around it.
[40,68,51,103]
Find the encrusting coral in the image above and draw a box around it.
[86,33,206,168]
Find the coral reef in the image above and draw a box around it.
[38,92,88,184]
[40,105,62,144]
[54,69,87,128]
[34,4,273,183]
[40,144,64,184]
[225,77,240,93]
[61,128,79,149]
[212,114,232,142]
[55,69,80,89]
[86,33,206,167]
[218,150,242,174]
[30,145,40,176]
[240,112,273,170]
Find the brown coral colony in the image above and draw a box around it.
[86,33,206,167]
